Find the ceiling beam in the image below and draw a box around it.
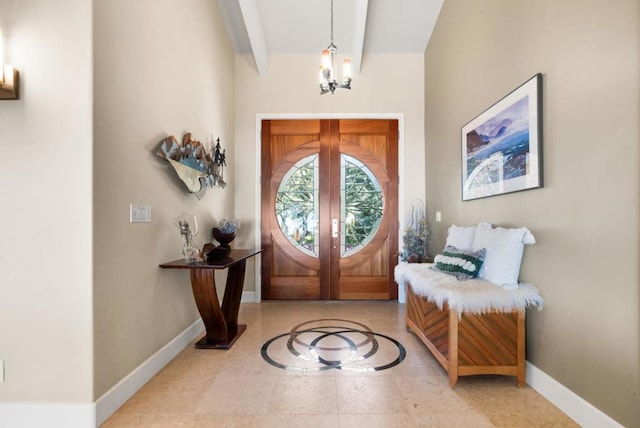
[351,0,368,75]
[238,0,269,76]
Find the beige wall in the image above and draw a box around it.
[234,53,427,293]
[5,0,637,424]
[0,0,93,402]
[93,0,235,398]
[424,0,639,426]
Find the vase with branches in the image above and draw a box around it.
[400,205,429,263]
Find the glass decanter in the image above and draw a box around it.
[174,213,203,264]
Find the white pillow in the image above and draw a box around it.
[472,223,535,287]
[445,224,478,250]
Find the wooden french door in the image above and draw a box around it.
[261,119,398,300]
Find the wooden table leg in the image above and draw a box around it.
[221,259,247,337]
[189,262,248,349]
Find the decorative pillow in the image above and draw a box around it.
[445,225,478,251]
[472,223,536,287]
[432,245,487,280]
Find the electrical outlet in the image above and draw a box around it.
[1,360,5,382]
[130,204,151,223]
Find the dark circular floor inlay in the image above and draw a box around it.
[261,318,406,372]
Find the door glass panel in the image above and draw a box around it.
[275,154,319,257]
[341,154,383,257]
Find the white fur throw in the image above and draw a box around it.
[395,263,544,315]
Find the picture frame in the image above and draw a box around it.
[461,73,543,201]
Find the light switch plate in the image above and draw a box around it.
[0,360,5,382]
[436,211,442,222]
[130,204,151,223]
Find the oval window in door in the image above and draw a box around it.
[275,154,319,257]
[341,154,384,257]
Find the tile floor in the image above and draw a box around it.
[103,301,577,427]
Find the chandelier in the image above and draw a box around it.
[319,0,352,94]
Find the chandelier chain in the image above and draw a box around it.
[330,0,334,44]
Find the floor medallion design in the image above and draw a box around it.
[261,318,406,372]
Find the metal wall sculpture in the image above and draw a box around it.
[157,133,227,199]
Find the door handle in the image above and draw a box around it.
[332,218,339,238]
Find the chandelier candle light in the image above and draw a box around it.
[319,0,352,94]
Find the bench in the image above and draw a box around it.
[395,223,543,387]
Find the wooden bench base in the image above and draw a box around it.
[406,282,526,387]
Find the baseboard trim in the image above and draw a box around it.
[95,319,204,426]
[0,402,96,428]
[242,291,256,303]
[526,361,623,428]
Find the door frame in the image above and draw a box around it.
[252,113,407,303]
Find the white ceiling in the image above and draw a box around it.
[216,0,444,75]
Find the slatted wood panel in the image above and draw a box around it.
[458,313,518,366]
[405,282,526,387]
[406,285,449,356]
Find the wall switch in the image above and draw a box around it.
[1,360,5,382]
[436,211,442,222]
[130,204,151,223]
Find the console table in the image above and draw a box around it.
[159,249,261,349]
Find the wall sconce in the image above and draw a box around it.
[0,27,19,100]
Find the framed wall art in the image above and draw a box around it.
[461,73,543,201]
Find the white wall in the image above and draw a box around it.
[93,0,236,398]
[0,0,93,403]
[234,53,427,294]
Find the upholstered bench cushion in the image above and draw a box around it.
[395,263,544,315]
